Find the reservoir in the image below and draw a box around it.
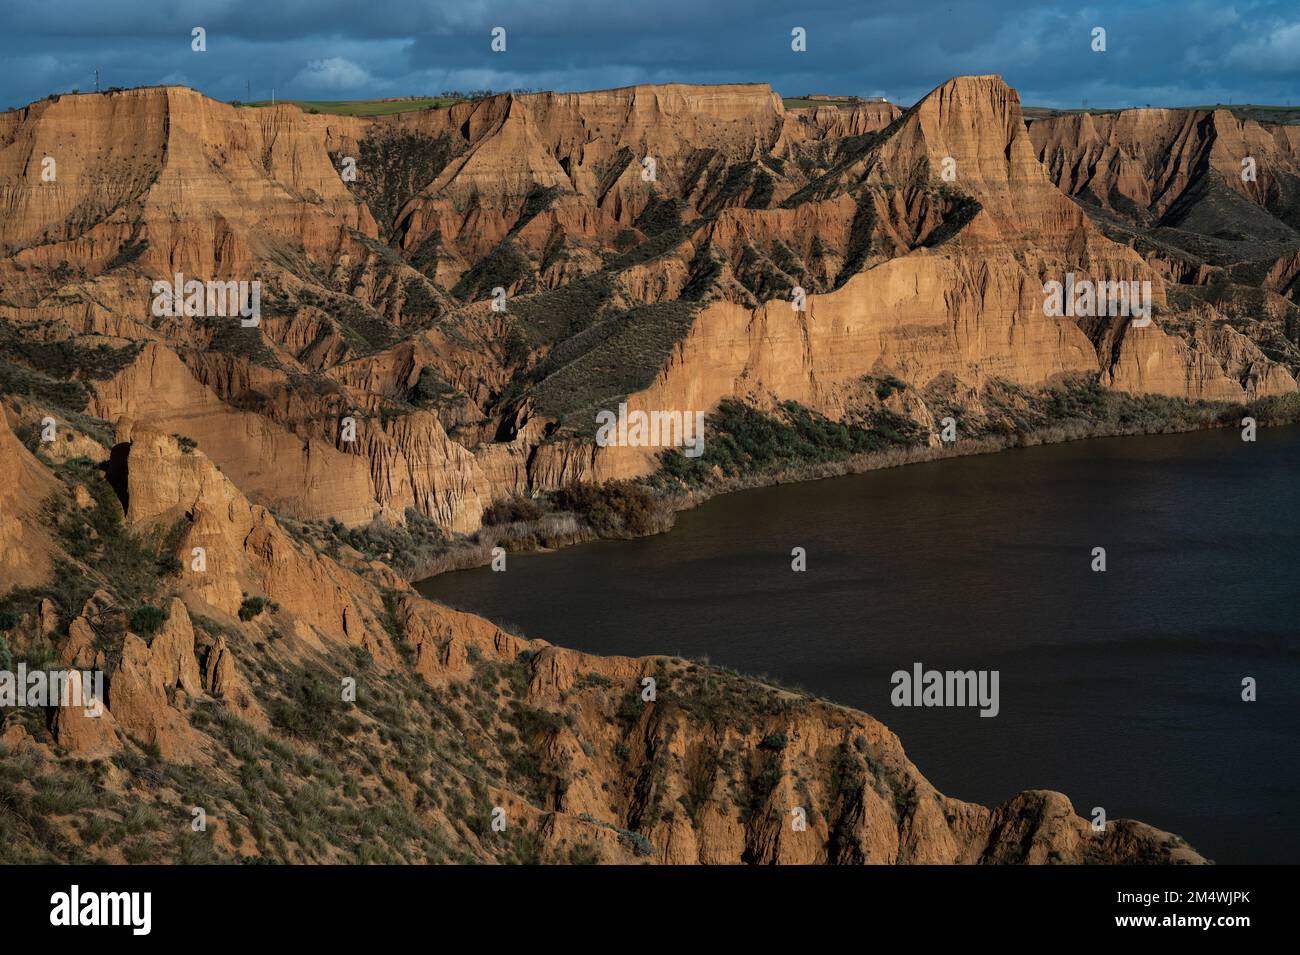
[418,426,1300,863]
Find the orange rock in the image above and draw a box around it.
[0,406,58,589]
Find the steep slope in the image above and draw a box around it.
[575,76,1281,479]
[0,87,373,303]
[0,405,60,588]
[1,78,1294,548]
[1028,106,1300,387]
[0,421,1204,864]
[1028,107,1300,245]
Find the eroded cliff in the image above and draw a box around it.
[4,78,1294,540]
[0,410,1204,864]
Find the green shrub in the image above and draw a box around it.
[568,843,600,865]
[482,495,543,525]
[270,672,349,745]
[548,481,662,537]
[617,829,655,857]
[311,509,448,578]
[658,398,921,487]
[129,605,168,637]
[238,596,268,622]
[451,239,533,302]
[874,374,907,399]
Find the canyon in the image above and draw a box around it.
[4,76,1297,535]
[0,405,1206,863]
[2,72,1297,863]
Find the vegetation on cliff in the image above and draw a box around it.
[3,76,1297,866]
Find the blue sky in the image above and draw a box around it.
[2,1,1297,110]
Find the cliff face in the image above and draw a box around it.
[0,87,371,300]
[3,78,1294,534]
[1028,106,1300,231]
[585,77,1286,477]
[1027,104,1300,399]
[4,79,1268,863]
[0,424,1204,864]
[0,405,59,588]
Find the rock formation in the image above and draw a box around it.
[0,414,1204,864]
[1,74,1294,864]
[4,77,1295,536]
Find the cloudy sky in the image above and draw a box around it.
[2,0,1297,111]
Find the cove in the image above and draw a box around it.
[418,425,1300,863]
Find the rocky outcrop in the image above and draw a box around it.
[0,407,1206,865]
[1028,106,1300,226]
[584,76,1262,478]
[91,344,378,526]
[3,76,1294,536]
[116,424,396,664]
[386,595,1201,864]
[0,86,371,299]
[779,101,902,144]
[89,341,497,532]
[0,405,59,588]
[106,604,205,762]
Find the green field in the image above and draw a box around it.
[1024,104,1300,125]
[240,97,468,116]
[781,96,868,110]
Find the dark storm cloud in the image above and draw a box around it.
[1,0,1296,111]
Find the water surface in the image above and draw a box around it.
[419,427,1300,863]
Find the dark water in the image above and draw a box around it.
[418,427,1300,863]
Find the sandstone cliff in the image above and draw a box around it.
[3,78,1293,538]
[0,405,59,588]
[1027,103,1300,396]
[0,421,1204,864]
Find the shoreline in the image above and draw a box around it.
[410,404,1299,866]
[408,400,1290,584]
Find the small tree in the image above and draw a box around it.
[130,605,168,637]
[238,595,268,621]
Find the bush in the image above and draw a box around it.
[451,239,532,302]
[129,605,167,637]
[270,672,349,745]
[320,509,448,578]
[658,398,921,487]
[238,596,268,622]
[568,843,600,865]
[482,495,543,526]
[874,374,907,400]
[0,610,17,633]
[617,829,655,857]
[548,481,662,538]
[0,635,11,672]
